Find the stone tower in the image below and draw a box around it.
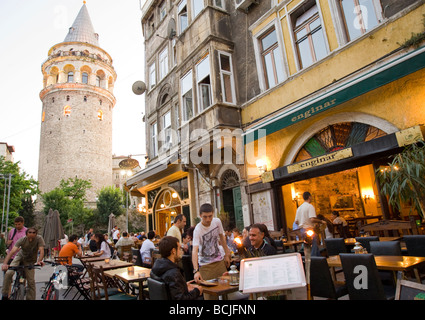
[38,3,117,205]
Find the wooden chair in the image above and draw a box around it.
[120,245,133,262]
[395,279,425,300]
[96,266,137,300]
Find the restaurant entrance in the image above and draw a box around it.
[154,189,183,237]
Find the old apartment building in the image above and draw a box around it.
[130,0,425,235]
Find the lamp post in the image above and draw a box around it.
[0,173,13,238]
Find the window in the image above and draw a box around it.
[159,1,167,21]
[219,52,235,104]
[162,111,172,150]
[214,0,224,9]
[259,29,285,89]
[196,56,211,112]
[293,4,327,69]
[67,71,74,83]
[96,76,101,87]
[178,0,188,33]
[147,14,155,38]
[149,62,156,90]
[159,47,169,81]
[97,109,103,121]
[82,72,88,84]
[64,106,71,117]
[192,0,204,18]
[181,70,193,121]
[339,0,382,41]
[151,122,158,157]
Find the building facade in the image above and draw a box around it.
[38,4,117,206]
[242,0,425,233]
[0,143,15,163]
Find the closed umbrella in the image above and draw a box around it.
[108,213,116,237]
[42,208,65,254]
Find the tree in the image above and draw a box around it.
[376,142,425,221]
[95,186,124,226]
[0,156,38,230]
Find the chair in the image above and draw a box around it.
[339,253,395,300]
[355,236,379,253]
[86,263,121,300]
[147,278,170,300]
[370,241,402,256]
[120,245,133,262]
[274,240,285,254]
[132,248,143,267]
[395,279,425,300]
[96,266,137,300]
[309,256,348,300]
[181,255,194,282]
[403,235,425,257]
[324,238,347,256]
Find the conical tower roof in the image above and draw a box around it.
[64,3,99,46]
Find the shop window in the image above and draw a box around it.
[178,0,188,33]
[219,52,236,104]
[196,55,212,112]
[293,3,327,69]
[259,28,285,89]
[181,70,193,121]
[338,0,383,41]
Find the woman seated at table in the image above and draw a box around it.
[92,233,111,258]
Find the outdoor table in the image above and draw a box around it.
[104,266,151,300]
[327,255,425,283]
[283,240,304,252]
[344,237,401,246]
[90,259,134,271]
[79,255,106,263]
[197,276,241,300]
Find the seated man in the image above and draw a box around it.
[115,231,135,257]
[59,234,84,272]
[151,236,203,300]
[247,224,277,257]
[139,230,156,267]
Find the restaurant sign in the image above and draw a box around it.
[287,148,353,174]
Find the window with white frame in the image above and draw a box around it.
[181,70,193,121]
[149,62,156,90]
[151,122,158,158]
[192,0,204,18]
[293,3,327,69]
[214,0,225,10]
[219,52,236,104]
[159,1,167,22]
[159,47,169,81]
[259,28,285,89]
[338,0,382,41]
[196,56,212,112]
[178,0,188,33]
[161,111,172,150]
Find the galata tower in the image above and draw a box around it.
[38,3,117,206]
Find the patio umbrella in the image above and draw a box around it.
[108,213,116,237]
[42,208,65,252]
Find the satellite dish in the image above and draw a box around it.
[132,81,146,95]
[167,19,177,39]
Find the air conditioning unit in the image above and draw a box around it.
[235,0,256,11]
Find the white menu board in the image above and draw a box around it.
[239,253,306,294]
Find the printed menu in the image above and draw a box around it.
[239,253,306,293]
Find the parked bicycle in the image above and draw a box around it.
[8,264,40,300]
[41,260,69,300]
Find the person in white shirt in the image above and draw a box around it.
[92,234,111,258]
[112,227,120,244]
[115,231,135,257]
[294,192,324,256]
[166,214,187,243]
[139,231,156,267]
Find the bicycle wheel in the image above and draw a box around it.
[44,283,59,300]
[11,283,26,300]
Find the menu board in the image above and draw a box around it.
[239,253,306,294]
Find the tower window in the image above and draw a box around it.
[52,97,55,103]
[67,71,74,83]
[64,106,71,117]
[84,96,87,102]
[99,100,102,105]
[96,76,101,87]
[66,95,70,101]
[82,72,89,84]
[97,109,103,121]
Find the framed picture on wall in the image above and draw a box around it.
[330,195,354,210]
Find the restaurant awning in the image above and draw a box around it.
[260,125,425,185]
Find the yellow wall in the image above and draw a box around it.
[243,3,425,125]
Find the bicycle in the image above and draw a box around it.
[41,260,69,300]
[8,264,40,300]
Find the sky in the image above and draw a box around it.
[0,0,147,180]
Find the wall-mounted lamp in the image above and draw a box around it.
[362,190,374,204]
[256,159,267,175]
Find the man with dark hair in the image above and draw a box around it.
[59,234,84,272]
[115,231,135,257]
[2,227,45,300]
[5,216,27,261]
[140,230,156,266]
[192,203,231,289]
[151,236,203,300]
[167,214,187,243]
[247,224,277,257]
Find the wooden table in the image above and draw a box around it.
[104,266,151,300]
[327,255,425,283]
[344,237,401,246]
[79,255,106,263]
[90,259,134,271]
[198,276,241,300]
[283,240,304,252]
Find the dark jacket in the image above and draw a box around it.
[151,258,201,300]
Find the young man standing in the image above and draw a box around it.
[192,203,231,284]
[151,236,203,300]
[166,214,187,243]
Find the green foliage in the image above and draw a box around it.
[95,186,124,225]
[398,15,425,49]
[376,142,425,219]
[0,156,38,229]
